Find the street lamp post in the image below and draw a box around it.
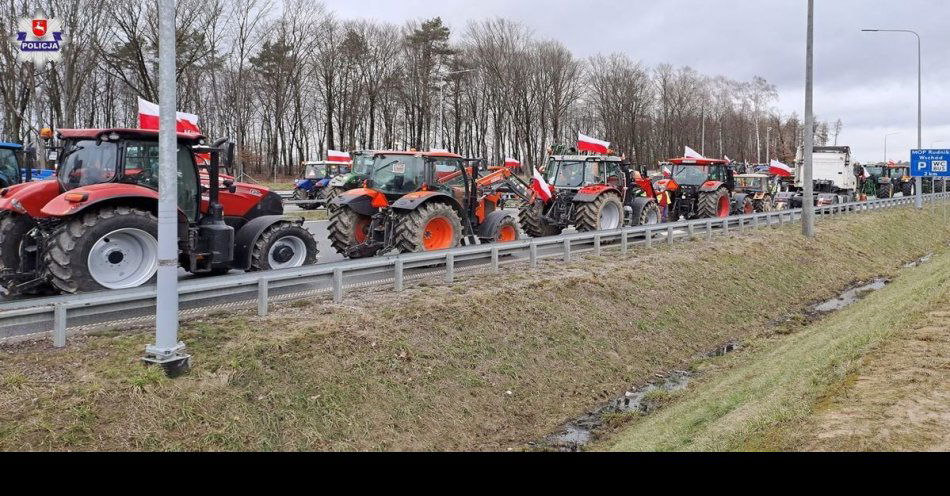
[884,132,901,165]
[862,28,923,209]
[802,0,815,238]
[435,69,473,150]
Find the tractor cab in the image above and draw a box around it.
[0,142,23,187]
[544,155,629,191]
[734,174,771,194]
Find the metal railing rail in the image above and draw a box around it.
[3,192,947,346]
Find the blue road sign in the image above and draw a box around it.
[911,149,950,177]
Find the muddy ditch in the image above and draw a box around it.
[530,253,934,452]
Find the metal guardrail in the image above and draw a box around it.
[2,193,947,346]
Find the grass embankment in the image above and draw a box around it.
[1,206,949,451]
[601,248,950,452]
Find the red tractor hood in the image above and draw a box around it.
[0,179,61,218]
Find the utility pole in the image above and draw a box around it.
[862,28,923,209]
[802,0,815,238]
[144,0,190,375]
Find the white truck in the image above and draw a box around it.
[776,146,856,208]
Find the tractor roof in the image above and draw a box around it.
[0,141,21,149]
[550,155,624,162]
[668,157,729,166]
[57,128,205,142]
[736,173,769,178]
[373,150,463,159]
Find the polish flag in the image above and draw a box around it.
[724,155,732,163]
[577,133,610,154]
[531,167,554,202]
[327,150,350,162]
[137,98,201,135]
[862,166,871,179]
[504,157,521,168]
[684,146,705,159]
[769,159,793,177]
[662,166,672,177]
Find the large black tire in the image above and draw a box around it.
[392,202,462,253]
[574,192,624,232]
[43,206,159,294]
[478,210,520,243]
[249,221,318,271]
[878,184,892,198]
[292,188,320,210]
[902,182,914,197]
[328,206,373,257]
[324,186,344,214]
[752,195,773,213]
[696,187,730,219]
[630,197,661,226]
[518,200,563,238]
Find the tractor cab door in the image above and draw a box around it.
[605,161,625,190]
[431,157,468,205]
[122,141,200,222]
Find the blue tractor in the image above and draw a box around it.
[0,142,55,187]
[291,161,348,210]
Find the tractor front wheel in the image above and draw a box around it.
[249,222,318,271]
[43,206,159,293]
[902,182,914,197]
[753,195,773,213]
[518,200,563,238]
[324,186,344,214]
[393,202,462,253]
[574,192,624,231]
[878,184,892,199]
[697,187,730,218]
[328,206,373,257]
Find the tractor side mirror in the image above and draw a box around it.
[223,179,236,194]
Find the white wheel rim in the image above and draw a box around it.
[87,228,158,289]
[268,235,307,269]
[644,206,660,225]
[600,202,622,230]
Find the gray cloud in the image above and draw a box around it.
[323,0,950,162]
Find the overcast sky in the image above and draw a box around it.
[322,0,950,163]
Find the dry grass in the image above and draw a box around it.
[2,205,949,451]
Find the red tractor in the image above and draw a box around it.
[0,128,318,295]
[328,151,526,258]
[655,157,741,221]
[519,153,661,237]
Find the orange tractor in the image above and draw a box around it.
[327,151,529,258]
[519,153,661,237]
[655,157,739,220]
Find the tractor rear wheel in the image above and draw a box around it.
[878,184,892,198]
[393,202,462,253]
[753,195,773,213]
[43,206,159,293]
[249,221,318,271]
[697,187,730,218]
[324,186,344,214]
[518,200,563,238]
[328,205,373,257]
[902,182,914,197]
[574,192,624,231]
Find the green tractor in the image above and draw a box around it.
[324,150,375,213]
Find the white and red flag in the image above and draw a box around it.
[662,165,672,177]
[724,155,732,163]
[137,98,201,135]
[769,159,793,177]
[504,157,521,169]
[327,150,351,162]
[577,133,610,154]
[531,167,554,202]
[684,146,705,159]
[862,166,871,179]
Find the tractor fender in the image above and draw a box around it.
[654,178,679,193]
[232,215,302,270]
[477,209,516,239]
[390,190,463,214]
[700,180,724,193]
[572,185,620,203]
[39,183,184,220]
[0,178,59,218]
[332,188,385,216]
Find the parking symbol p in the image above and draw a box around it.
[918,161,927,171]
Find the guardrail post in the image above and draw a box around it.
[332,267,343,303]
[394,259,404,292]
[705,219,713,241]
[646,228,653,248]
[667,225,674,246]
[53,303,67,348]
[563,239,572,262]
[722,218,729,235]
[739,216,745,234]
[753,215,760,229]
[529,242,538,268]
[257,278,269,317]
[778,212,785,226]
[687,222,694,239]
[445,252,455,283]
[593,235,601,256]
[621,230,629,254]
[491,246,500,273]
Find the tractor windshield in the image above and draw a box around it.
[369,154,426,195]
[735,177,765,190]
[546,160,602,188]
[58,140,119,190]
[671,164,709,186]
[305,164,328,179]
[352,154,373,176]
[0,148,19,186]
[866,166,884,177]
